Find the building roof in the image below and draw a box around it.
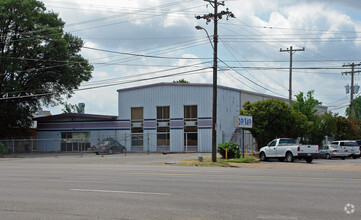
[117,82,240,93]
[34,113,117,122]
[116,82,328,113]
[117,82,287,101]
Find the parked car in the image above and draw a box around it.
[92,138,126,155]
[319,145,348,160]
[259,138,319,163]
[330,140,360,159]
[354,140,361,157]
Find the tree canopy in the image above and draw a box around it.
[240,99,308,149]
[292,90,321,120]
[173,79,189,83]
[0,0,93,137]
[62,102,83,114]
[346,96,361,119]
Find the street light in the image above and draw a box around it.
[195,25,218,162]
[195,26,214,49]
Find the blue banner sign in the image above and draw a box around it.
[238,115,253,128]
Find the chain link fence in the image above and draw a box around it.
[1,130,258,157]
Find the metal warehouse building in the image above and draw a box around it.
[36,83,327,152]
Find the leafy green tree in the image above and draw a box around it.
[333,116,361,140]
[62,102,82,114]
[292,90,321,120]
[292,90,335,145]
[173,79,189,83]
[305,112,338,146]
[0,0,93,137]
[346,96,361,119]
[240,99,308,150]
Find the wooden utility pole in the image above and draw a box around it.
[196,0,234,162]
[280,46,305,107]
[342,63,361,118]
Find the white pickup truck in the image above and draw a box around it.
[259,138,319,163]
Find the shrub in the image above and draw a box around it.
[217,142,240,159]
[0,142,8,157]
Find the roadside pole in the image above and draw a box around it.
[234,115,253,158]
[242,129,245,158]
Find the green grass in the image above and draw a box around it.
[177,156,259,167]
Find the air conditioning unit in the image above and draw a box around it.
[157,122,169,127]
[132,123,142,128]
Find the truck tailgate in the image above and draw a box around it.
[299,145,319,153]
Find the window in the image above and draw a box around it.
[61,132,90,152]
[157,106,169,122]
[184,105,197,120]
[269,141,276,147]
[131,107,143,147]
[184,105,197,148]
[157,106,170,146]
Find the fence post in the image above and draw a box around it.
[80,139,83,158]
[242,129,245,158]
[147,133,149,155]
[124,133,127,152]
[185,133,188,153]
[31,138,34,157]
[12,138,15,158]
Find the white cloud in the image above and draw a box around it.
[39,0,361,116]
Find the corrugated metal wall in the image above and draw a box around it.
[36,83,328,152]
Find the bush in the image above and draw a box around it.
[0,142,8,157]
[217,142,240,159]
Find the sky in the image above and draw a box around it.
[40,0,361,116]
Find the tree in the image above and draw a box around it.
[346,96,361,119]
[0,0,93,137]
[173,79,189,83]
[240,99,308,150]
[62,102,82,114]
[334,116,361,140]
[292,90,332,145]
[292,90,321,120]
[305,112,337,146]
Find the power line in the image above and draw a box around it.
[82,46,210,60]
[0,67,210,100]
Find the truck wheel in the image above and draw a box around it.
[326,153,331,159]
[259,152,267,161]
[341,157,346,160]
[285,152,294,162]
[306,158,313,163]
[352,155,357,159]
[278,158,285,162]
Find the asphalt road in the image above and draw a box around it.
[0,153,360,220]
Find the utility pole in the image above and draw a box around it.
[280,46,305,107]
[342,63,361,118]
[196,0,234,162]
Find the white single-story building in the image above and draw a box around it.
[35,83,327,152]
